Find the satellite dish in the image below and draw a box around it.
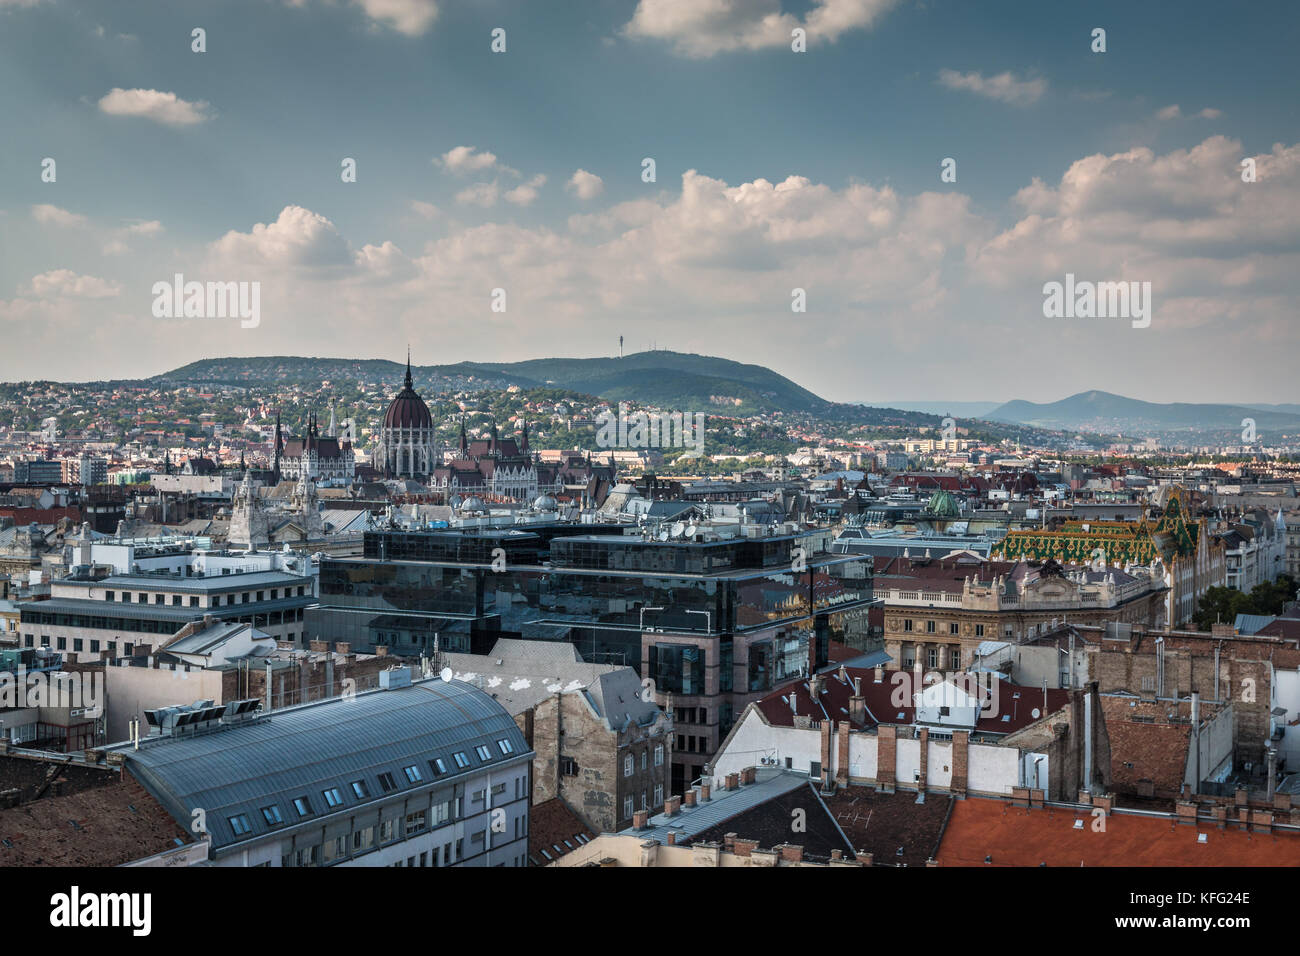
[684,525,698,538]
[670,522,685,538]
[440,667,453,683]
[658,531,669,541]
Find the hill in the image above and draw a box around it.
[156,351,835,417]
[987,390,1300,434]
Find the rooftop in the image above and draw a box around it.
[936,799,1300,866]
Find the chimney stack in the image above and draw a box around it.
[633,810,649,830]
[849,677,865,725]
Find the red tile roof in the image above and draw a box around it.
[937,799,1300,866]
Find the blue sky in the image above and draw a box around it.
[1,0,1297,404]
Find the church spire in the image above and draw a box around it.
[404,347,413,391]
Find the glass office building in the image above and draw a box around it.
[309,527,876,793]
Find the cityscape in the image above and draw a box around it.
[1,0,1295,937]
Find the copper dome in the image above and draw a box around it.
[383,357,433,429]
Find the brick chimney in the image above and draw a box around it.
[740,766,757,785]
[725,772,739,791]
[334,641,351,656]
[701,782,712,801]
[664,795,682,817]
[777,844,804,863]
[309,639,329,653]
[375,645,389,657]
[666,831,677,846]
[683,788,697,808]
[849,677,865,725]
[633,809,649,830]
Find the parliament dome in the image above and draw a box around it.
[383,360,433,429]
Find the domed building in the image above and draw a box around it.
[374,353,437,479]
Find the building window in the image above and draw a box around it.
[926,620,936,633]
[351,780,369,799]
[228,814,252,835]
[322,787,343,808]
[654,745,664,767]
[623,755,633,777]
[641,750,647,771]
[903,619,913,632]
[377,772,397,792]
[975,624,985,637]
[380,820,395,842]
[353,826,375,851]
[405,810,427,835]
[453,751,469,768]
[623,796,633,819]
[560,757,578,776]
[927,647,938,668]
[403,764,422,783]
[653,785,663,807]
[950,649,961,669]
[949,622,959,635]
[260,805,283,825]
[430,757,448,775]
[497,738,514,754]
[292,795,313,817]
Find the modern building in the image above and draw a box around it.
[310,521,876,794]
[18,542,317,662]
[102,670,534,867]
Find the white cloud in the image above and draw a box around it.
[567,169,604,200]
[123,220,164,236]
[210,205,354,269]
[438,145,516,176]
[937,69,1046,107]
[31,204,88,227]
[624,0,898,57]
[352,0,437,35]
[505,174,547,206]
[284,0,438,36]
[1156,104,1223,120]
[410,200,440,219]
[456,182,500,208]
[26,270,121,298]
[97,88,212,126]
[10,137,1299,399]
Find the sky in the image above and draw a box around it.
[0,0,1297,405]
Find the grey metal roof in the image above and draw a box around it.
[110,677,531,856]
[86,570,311,593]
[619,769,809,842]
[1234,613,1276,636]
[165,621,258,655]
[21,595,314,623]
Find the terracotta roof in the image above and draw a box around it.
[936,799,1300,866]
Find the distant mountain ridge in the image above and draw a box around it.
[155,351,834,417]
[987,390,1300,433]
